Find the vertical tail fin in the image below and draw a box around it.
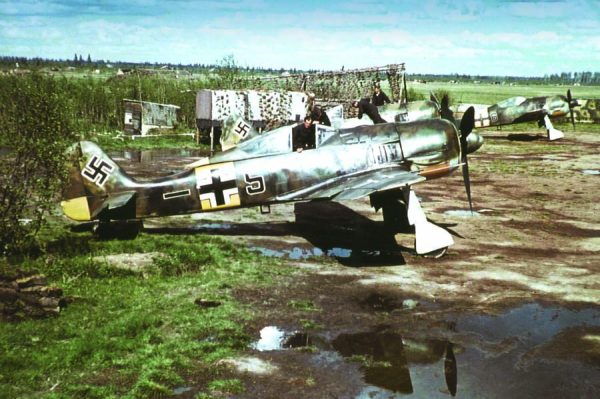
[61,141,137,221]
[220,115,258,151]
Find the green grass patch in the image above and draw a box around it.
[408,81,600,105]
[287,300,320,312]
[0,221,288,398]
[206,378,244,394]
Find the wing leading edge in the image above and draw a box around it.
[278,166,425,201]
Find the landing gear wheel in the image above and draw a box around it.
[421,246,448,259]
[382,199,410,234]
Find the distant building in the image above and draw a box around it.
[123,99,180,135]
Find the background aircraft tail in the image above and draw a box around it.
[220,115,258,151]
[61,141,138,221]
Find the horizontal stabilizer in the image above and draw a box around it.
[107,191,136,210]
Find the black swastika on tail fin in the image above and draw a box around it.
[82,156,114,187]
[234,121,251,138]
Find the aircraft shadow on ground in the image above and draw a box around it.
[70,201,463,266]
[144,201,411,266]
[483,133,545,142]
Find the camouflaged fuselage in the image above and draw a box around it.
[478,95,570,127]
[62,119,465,222]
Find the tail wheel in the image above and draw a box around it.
[93,220,142,240]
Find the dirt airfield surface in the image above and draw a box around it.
[115,127,600,399]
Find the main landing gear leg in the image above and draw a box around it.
[543,115,564,141]
[402,187,453,257]
[380,195,411,235]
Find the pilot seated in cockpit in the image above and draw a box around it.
[292,115,316,152]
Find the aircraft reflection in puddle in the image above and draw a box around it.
[332,331,457,397]
[252,327,456,397]
[250,303,600,398]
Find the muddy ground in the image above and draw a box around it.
[113,128,600,399]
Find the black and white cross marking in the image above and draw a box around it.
[197,167,238,208]
[82,156,114,187]
[234,121,251,139]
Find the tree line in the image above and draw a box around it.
[0,56,313,76]
[6,56,598,85]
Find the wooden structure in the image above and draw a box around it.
[123,99,180,136]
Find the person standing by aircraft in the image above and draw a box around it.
[310,105,331,126]
[352,98,387,124]
[292,115,316,152]
[372,84,391,106]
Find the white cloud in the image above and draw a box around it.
[1,0,599,75]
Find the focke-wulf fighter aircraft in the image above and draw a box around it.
[445,90,579,141]
[61,109,482,257]
[340,99,441,129]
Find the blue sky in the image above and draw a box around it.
[1,0,599,76]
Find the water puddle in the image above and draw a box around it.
[196,223,233,230]
[444,209,481,217]
[108,148,206,163]
[252,326,312,351]
[252,302,600,398]
[172,386,193,395]
[251,246,322,260]
[581,169,600,175]
[251,246,397,261]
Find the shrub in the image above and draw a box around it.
[0,73,78,255]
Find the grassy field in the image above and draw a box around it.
[0,220,290,398]
[406,81,600,105]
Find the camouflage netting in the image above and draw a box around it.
[251,64,407,118]
[196,89,308,131]
[196,65,407,139]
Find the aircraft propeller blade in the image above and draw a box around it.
[567,89,576,130]
[462,154,473,213]
[459,106,475,139]
[440,95,456,125]
[459,106,475,213]
[444,342,458,397]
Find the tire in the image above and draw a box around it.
[382,198,410,234]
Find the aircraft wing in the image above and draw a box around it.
[278,167,425,201]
